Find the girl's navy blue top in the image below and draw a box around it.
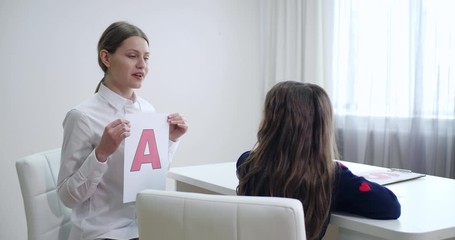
[236,151,401,239]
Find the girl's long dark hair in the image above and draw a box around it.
[237,81,338,240]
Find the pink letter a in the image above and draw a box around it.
[130,129,161,172]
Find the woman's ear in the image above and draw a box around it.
[100,49,110,68]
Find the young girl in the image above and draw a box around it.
[236,81,400,240]
[57,21,188,240]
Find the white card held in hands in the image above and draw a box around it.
[123,112,169,203]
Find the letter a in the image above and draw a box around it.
[130,129,161,171]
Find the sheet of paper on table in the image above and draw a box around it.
[357,168,426,185]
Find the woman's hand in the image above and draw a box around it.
[168,113,188,142]
[95,119,131,162]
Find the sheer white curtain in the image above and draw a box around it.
[260,0,334,93]
[260,0,455,177]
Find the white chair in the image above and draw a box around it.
[16,148,71,240]
[136,189,307,240]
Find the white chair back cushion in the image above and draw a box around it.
[136,189,306,240]
[16,148,71,240]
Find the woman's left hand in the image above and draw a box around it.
[168,113,188,142]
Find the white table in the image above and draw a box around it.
[168,161,455,240]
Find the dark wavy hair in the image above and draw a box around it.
[237,81,338,240]
[95,21,149,93]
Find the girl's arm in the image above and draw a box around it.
[332,162,401,219]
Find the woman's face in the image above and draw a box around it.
[103,36,149,98]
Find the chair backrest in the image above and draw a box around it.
[136,189,307,240]
[16,148,71,240]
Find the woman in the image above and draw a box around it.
[57,21,188,240]
[236,81,400,240]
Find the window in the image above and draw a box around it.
[332,0,455,119]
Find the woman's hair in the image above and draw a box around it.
[237,81,338,240]
[95,21,149,93]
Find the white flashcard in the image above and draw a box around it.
[123,112,169,203]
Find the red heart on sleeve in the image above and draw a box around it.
[359,181,371,192]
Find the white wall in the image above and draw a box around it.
[0,0,262,239]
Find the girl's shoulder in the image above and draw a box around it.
[236,151,251,168]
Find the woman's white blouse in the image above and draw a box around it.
[57,84,179,240]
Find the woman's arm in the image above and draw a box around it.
[57,109,107,208]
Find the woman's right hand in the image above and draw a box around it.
[95,119,131,162]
